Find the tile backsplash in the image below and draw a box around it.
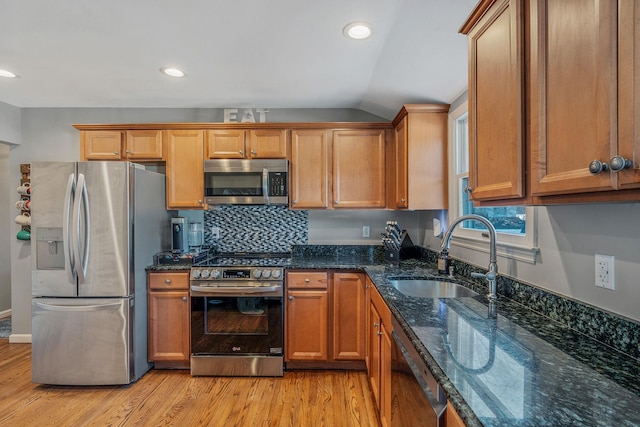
[203,205,308,253]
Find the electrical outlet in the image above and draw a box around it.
[595,254,615,290]
[211,227,220,240]
[362,225,370,238]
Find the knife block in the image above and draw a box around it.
[382,230,420,264]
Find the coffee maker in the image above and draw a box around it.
[171,217,189,253]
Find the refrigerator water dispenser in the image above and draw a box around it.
[36,227,64,269]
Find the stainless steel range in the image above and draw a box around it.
[189,253,289,377]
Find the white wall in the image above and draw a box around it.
[0,144,11,314]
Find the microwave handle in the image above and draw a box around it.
[262,167,270,205]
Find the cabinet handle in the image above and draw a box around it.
[182,296,187,301]
[589,159,609,175]
[610,156,633,172]
[165,279,171,284]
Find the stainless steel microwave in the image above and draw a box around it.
[204,159,288,206]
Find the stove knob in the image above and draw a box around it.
[272,270,281,279]
[211,269,221,279]
[201,269,211,279]
[253,269,263,279]
[192,269,201,279]
[262,270,272,279]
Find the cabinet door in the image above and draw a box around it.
[618,0,640,189]
[529,0,617,195]
[466,0,525,201]
[333,129,386,208]
[80,131,123,160]
[333,273,365,361]
[368,301,382,408]
[205,129,246,158]
[165,130,204,209]
[379,322,392,427]
[148,291,190,362]
[285,290,328,361]
[290,129,330,208]
[249,129,287,158]
[125,130,164,160]
[394,117,409,208]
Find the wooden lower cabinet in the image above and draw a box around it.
[368,280,392,427]
[147,271,190,368]
[285,271,366,365]
[446,402,467,427]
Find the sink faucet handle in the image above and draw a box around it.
[471,272,485,279]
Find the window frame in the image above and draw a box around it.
[447,100,539,264]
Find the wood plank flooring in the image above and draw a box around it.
[0,340,379,427]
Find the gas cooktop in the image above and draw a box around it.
[196,252,292,267]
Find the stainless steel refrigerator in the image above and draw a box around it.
[30,161,171,385]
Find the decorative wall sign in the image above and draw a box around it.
[224,108,269,123]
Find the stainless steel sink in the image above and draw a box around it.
[388,279,478,298]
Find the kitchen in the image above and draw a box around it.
[2,0,640,426]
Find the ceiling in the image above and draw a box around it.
[0,0,477,119]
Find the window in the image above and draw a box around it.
[448,100,538,263]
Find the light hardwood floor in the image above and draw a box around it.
[0,340,379,427]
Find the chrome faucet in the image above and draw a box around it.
[440,214,498,301]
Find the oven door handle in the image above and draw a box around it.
[191,285,282,295]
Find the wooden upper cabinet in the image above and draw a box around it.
[165,129,205,209]
[617,0,640,189]
[332,129,386,208]
[205,129,287,159]
[390,104,449,210]
[205,129,246,158]
[529,0,618,196]
[80,131,123,160]
[125,130,164,160]
[249,129,287,158]
[290,129,330,209]
[462,0,525,202]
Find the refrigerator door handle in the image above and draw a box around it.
[72,173,91,284]
[63,173,76,284]
[35,301,123,312]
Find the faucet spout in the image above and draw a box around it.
[440,214,498,301]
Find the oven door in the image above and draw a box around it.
[191,286,283,356]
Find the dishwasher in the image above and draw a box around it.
[391,316,447,427]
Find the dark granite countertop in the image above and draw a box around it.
[364,264,640,427]
[148,254,640,426]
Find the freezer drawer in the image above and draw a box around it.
[31,298,135,385]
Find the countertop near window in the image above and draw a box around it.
[364,264,640,427]
[148,256,640,426]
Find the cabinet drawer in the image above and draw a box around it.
[148,272,190,290]
[287,272,328,289]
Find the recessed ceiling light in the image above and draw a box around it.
[0,69,18,78]
[343,22,373,40]
[160,67,186,78]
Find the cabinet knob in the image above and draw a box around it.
[125,149,131,154]
[114,151,119,155]
[334,200,339,204]
[251,150,256,155]
[610,156,633,172]
[292,200,297,204]
[198,200,203,205]
[182,296,187,301]
[304,278,310,283]
[239,150,244,155]
[464,186,473,194]
[164,279,171,284]
[377,331,383,336]
[401,198,406,203]
[288,296,294,300]
[373,322,379,328]
[589,159,609,175]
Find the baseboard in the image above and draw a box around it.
[9,334,31,344]
[0,309,10,319]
